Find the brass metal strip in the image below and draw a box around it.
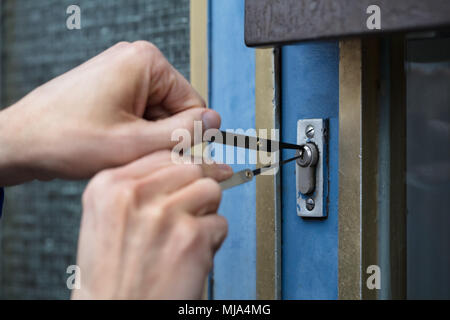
[255,48,281,300]
[338,39,363,300]
[190,0,209,299]
[190,0,208,102]
[338,37,406,300]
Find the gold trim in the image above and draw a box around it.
[339,38,388,300]
[255,48,281,300]
[190,0,208,102]
[338,39,363,300]
[190,0,209,299]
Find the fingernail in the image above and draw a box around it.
[216,163,233,174]
[202,109,221,131]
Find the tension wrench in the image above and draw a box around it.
[219,155,302,190]
[204,130,305,190]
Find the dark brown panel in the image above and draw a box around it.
[389,36,407,300]
[245,0,450,47]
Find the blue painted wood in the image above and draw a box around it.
[281,42,339,299]
[209,0,257,299]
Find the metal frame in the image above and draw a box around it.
[338,38,364,299]
[245,0,450,47]
[255,48,281,299]
[190,0,209,299]
[190,0,208,102]
[338,37,407,299]
[296,119,327,218]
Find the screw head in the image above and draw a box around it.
[305,125,315,139]
[306,198,315,211]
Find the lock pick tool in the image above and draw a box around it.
[204,130,306,190]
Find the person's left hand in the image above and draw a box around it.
[73,151,231,299]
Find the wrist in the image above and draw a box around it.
[0,105,41,185]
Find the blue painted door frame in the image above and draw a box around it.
[209,0,257,300]
[281,43,339,299]
[208,0,340,300]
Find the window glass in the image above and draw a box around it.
[406,35,450,299]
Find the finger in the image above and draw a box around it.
[166,178,222,216]
[135,164,203,203]
[113,147,232,183]
[136,162,232,204]
[172,159,233,182]
[133,108,221,152]
[198,214,228,253]
[136,40,206,116]
[199,162,233,182]
[175,153,233,182]
[112,150,174,180]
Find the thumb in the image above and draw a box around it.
[133,108,221,153]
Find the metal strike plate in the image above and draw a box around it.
[296,119,328,218]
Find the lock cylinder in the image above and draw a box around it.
[296,119,328,218]
[296,143,319,194]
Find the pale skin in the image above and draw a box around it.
[0,41,233,299]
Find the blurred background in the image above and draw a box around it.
[0,0,190,299]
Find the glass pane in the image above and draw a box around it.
[406,35,450,299]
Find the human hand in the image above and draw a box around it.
[72,151,231,299]
[0,41,219,185]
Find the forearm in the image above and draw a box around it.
[0,106,40,186]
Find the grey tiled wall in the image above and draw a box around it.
[0,0,190,299]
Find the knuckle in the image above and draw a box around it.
[82,171,137,217]
[142,204,168,227]
[113,41,131,50]
[158,197,177,216]
[83,170,114,201]
[115,41,161,71]
[215,215,229,235]
[108,181,138,213]
[175,217,206,253]
[130,40,160,59]
[116,181,138,204]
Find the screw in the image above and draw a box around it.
[305,125,315,139]
[306,198,315,211]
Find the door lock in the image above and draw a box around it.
[296,119,328,218]
[296,143,319,194]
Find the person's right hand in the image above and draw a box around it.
[0,41,219,186]
[72,150,232,300]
